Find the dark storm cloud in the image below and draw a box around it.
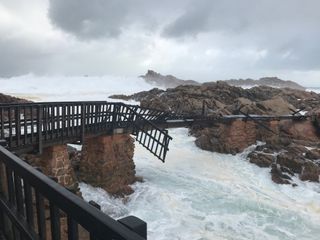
[48,0,187,39]
[164,0,320,71]
[48,0,320,71]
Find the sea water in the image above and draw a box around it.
[80,128,320,240]
[1,75,320,239]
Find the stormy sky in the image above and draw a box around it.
[1,0,320,86]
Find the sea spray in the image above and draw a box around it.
[80,128,320,240]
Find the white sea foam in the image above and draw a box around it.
[81,128,320,240]
[307,88,320,94]
[2,75,320,239]
[0,74,155,102]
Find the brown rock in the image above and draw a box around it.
[277,152,305,173]
[271,164,291,184]
[248,152,274,168]
[300,161,320,182]
[305,149,320,160]
[195,120,257,154]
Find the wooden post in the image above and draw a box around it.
[81,104,85,144]
[37,105,43,155]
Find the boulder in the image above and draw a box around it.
[271,164,291,184]
[276,152,305,173]
[300,161,320,182]
[248,152,274,168]
[305,149,320,160]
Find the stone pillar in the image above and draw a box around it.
[79,134,136,196]
[23,145,78,191]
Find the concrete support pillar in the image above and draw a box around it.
[79,134,136,196]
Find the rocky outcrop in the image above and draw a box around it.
[0,93,31,104]
[111,82,319,116]
[78,134,138,196]
[111,80,320,186]
[140,70,199,88]
[192,120,257,154]
[224,77,305,90]
[139,70,305,90]
[248,152,274,168]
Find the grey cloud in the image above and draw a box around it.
[162,0,320,71]
[0,38,53,77]
[48,0,187,39]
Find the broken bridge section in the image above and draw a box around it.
[0,101,172,162]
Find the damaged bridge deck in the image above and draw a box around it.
[0,101,309,162]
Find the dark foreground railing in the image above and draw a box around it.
[0,145,146,240]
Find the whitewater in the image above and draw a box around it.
[1,75,320,239]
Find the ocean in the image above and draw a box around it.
[1,75,320,239]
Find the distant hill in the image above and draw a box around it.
[139,70,305,90]
[223,77,305,90]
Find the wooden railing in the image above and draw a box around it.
[0,144,146,240]
[0,101,172,162]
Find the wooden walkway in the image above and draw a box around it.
[0,101,174,162]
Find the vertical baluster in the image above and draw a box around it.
[5,166,15,203]
[35,191,46,240]
[154,130,160,156]
[66,104,70,138]
[15,106,21,148]
[9,107,13,148]
[81,104,85,144]
[24,182,35,229]
[89,201,101,240]
[31,106,34,144]
[150,130,156,152]
[0,107,4,139]
[50,106,54,141]
[37,105,43,154]
[14,174,25,217]
[44,105,48,141]
[70,105,73,136]
[67,215,78,240]
[24,106,27,145]
[62,105,66,140]
[147,129,153,149]
[49,202,61,240]
[56,105,60,140]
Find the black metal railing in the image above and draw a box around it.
[0,144,146,240]
[0,101,172,162]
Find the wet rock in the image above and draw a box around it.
[300,161,320,182]
[271,164,291,184]
[305,149,320,160]
[248,152,274,168]
[277,152,305,173]
[280,166,295,176]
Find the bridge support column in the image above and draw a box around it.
[79,134,137,196]
[22,145,78,192]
